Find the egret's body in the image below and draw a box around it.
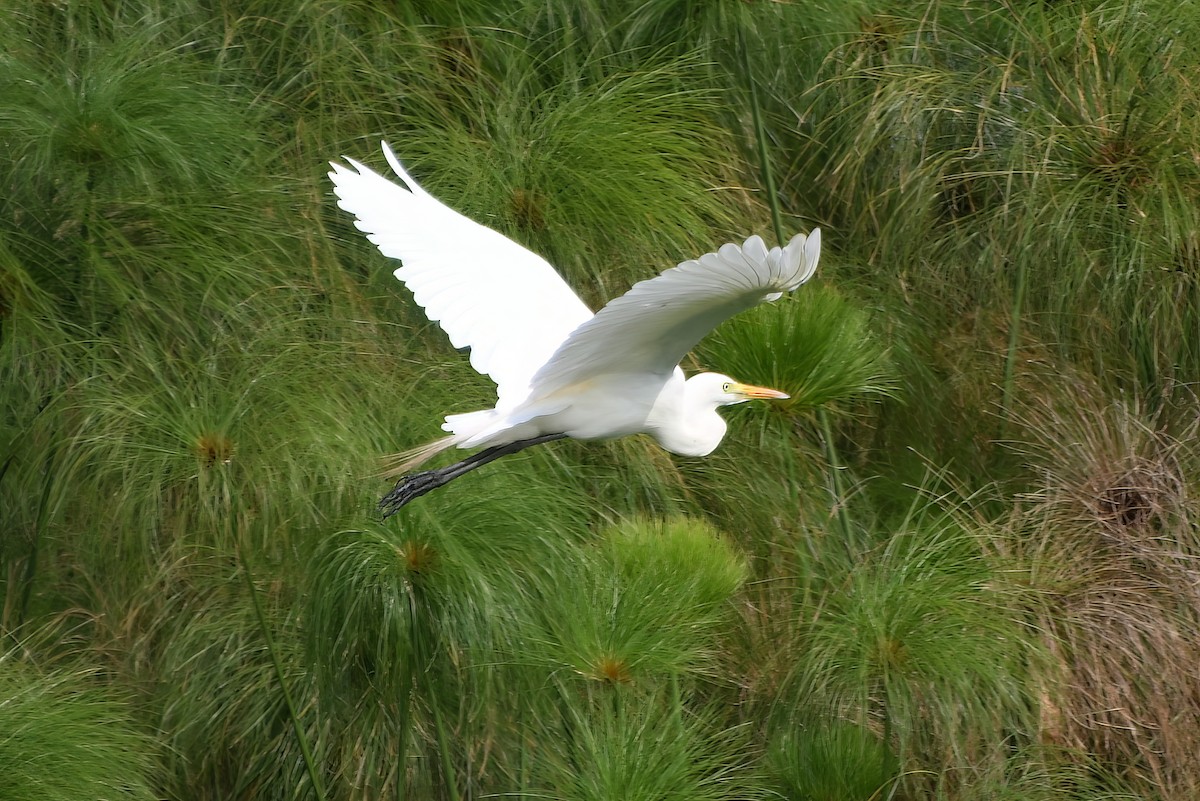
[444,369,730,455]
[328,143,821,514]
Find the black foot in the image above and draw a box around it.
[379,469,445,519]
[377,433,569,519]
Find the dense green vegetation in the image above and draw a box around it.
[3,1,1199,798]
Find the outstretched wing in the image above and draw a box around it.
[528,231,821,396]
[328,142,594,405]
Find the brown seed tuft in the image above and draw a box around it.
[193,432,234,467]
[589,654,632,684]
[398,540,436,574]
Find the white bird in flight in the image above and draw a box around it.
[328,143,821,516]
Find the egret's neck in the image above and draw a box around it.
[647,372,728,457]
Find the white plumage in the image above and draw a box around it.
[328,142,821,513]
[329,145,592,406]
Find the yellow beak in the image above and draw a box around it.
[734,382,790,400]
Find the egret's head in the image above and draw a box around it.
[692,372,789,407]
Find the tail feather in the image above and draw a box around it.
[380,435,459,478]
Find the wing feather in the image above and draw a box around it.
[528,231,821,395]
[328,142,594,404]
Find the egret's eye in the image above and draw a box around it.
[721,382,731,392]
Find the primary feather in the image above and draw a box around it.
[328,142,593,405]
[528,231,820,398]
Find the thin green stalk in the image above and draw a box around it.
[1000,255,1028,435]
[428,691,462,801]
[17,442,58,627]
[741,29,784,247]
[817,409,852,544]
[410,587,460,801]
[393,642,414,801]
[739,26,851,540]
[239,545,328,801]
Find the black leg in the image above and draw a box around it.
[379,433,568,518]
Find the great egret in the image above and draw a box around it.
[329,143,821,516]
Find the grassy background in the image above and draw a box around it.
[3,1,1199,799]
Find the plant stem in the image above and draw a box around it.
[1001,255,1028,435]
[740,29,785,247]
[239,545,329,801]
[393,641,414,801]
[17,442,58,627]
[739,26,852,540]
[429,691,462,801]
[817,408,852,542]
[411,586,461,801]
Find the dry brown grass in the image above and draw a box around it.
[1005,376,1200,797]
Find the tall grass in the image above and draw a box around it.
[3,1,1200,799]
[530,693,749,801]
[0,660,159,801]
[1005,376,1200,797]
[525,516,746,684]
[786,500,1040,794]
